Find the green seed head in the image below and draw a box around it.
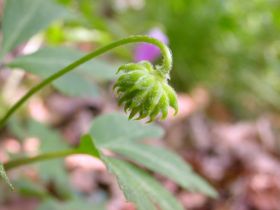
[114,61,178,122]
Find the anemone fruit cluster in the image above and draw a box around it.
[113,61,178,122]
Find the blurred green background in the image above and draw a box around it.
[50,0,280,119]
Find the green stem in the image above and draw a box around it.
[0,35,172,128]
[4,149,80,171]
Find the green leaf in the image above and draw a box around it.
[27,121,71,198]
[37,198,105,210]
[52,73,99,98]
[103,157,184,210]
[89,113,164,147]
[108,143,217,198]
[0,163,13,190]
[8,47,117,80]
[1,0,68,57]
[8,47,117,97]
[77,134,101,158]
[14,178,48,198]
[8,117,28,140]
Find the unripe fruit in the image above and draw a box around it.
[114,61,178,122]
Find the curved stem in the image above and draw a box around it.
[4,149,80,171]
[0,35,172,128]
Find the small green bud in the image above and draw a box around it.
[114,61,178,122]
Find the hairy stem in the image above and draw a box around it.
[0,35,172,128]
[4,149,80,171]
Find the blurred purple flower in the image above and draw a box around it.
[134,28,169,62]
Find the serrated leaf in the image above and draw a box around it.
[103,157,184,210]
[0,163,13,189]
[1,0,68,57]
[108,143,217,198]
[89,113,164,147]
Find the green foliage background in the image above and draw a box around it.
[57,0,280,118]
